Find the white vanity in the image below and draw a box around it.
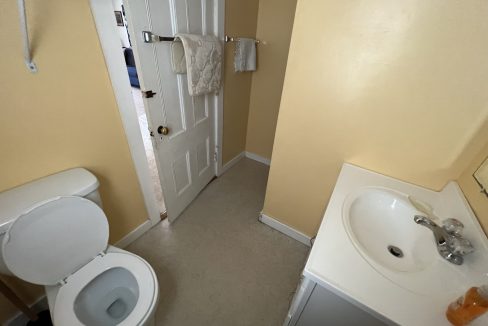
[285,164,488,326]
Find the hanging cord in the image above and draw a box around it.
[17,0,37,73]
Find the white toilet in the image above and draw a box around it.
[0,168,159,325]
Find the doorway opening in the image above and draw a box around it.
[100,0,167,217]
[130,87,166,215]
[90,0,224,224]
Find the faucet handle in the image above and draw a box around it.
[442,218,464,236]
[447,236,474,256]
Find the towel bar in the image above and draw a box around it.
[225,35,260,44]
[142,31,261,45]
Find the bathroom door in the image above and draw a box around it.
[124,0,222,222]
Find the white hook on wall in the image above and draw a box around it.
[18,0,37,73]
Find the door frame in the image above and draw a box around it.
[89,0,225,227]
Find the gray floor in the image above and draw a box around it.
[127,159,309,326]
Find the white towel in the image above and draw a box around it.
[234,38,256,72]
[175,33,222,96]
[170,41,187,74]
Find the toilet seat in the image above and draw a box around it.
[53,251,158,326]
[2,196,109,285]
[2,196,159,325]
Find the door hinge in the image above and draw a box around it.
[213,149,218,162]
[141,90,156,98]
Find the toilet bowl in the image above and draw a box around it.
[1,195,159,325]
[54,251,157,326]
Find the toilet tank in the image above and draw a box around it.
[0,168,101,275]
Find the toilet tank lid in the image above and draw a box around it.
[0,168,99,232]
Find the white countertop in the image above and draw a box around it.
[303,163,488,326]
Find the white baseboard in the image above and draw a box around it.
[220,151,270,176]
[259,213,311,247]
[245,152,271,166]
[7,296,48,326]
[114,219,153,248]
[220,152,245,175]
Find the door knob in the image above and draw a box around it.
[158,126,170,135]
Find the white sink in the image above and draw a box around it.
[303,164,488,325]
[342,187,437,273]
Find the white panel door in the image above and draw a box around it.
[125,0,220,221]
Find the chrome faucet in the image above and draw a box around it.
[414,215,474,265]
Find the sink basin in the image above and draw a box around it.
[303,164,488,324]
[343,187,437,273]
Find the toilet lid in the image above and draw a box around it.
[2,196,109,285]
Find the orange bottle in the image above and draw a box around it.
[446,286,488,325]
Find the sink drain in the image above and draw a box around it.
[387,245,404,258]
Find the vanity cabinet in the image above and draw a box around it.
[284,164,488,325]
[284,277,393,326]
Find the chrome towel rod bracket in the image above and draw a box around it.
[17,0,37,73]
[225,35,261,44]
[142,31,177,43]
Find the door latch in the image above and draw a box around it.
[141,90,156,98]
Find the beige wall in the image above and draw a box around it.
[263,0,488,236]
[459,136,488,234]
[245,0,297,159]
[222,0,259,164]
[0,0,147,322]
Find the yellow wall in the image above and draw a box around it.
[263,0,488,236]
[0,0,148,322]
[222,0,259,164]
[459,136,488,234]
[245,0,297,159]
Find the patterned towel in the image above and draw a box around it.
[171,41,187,74]
[175,33,222,96]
